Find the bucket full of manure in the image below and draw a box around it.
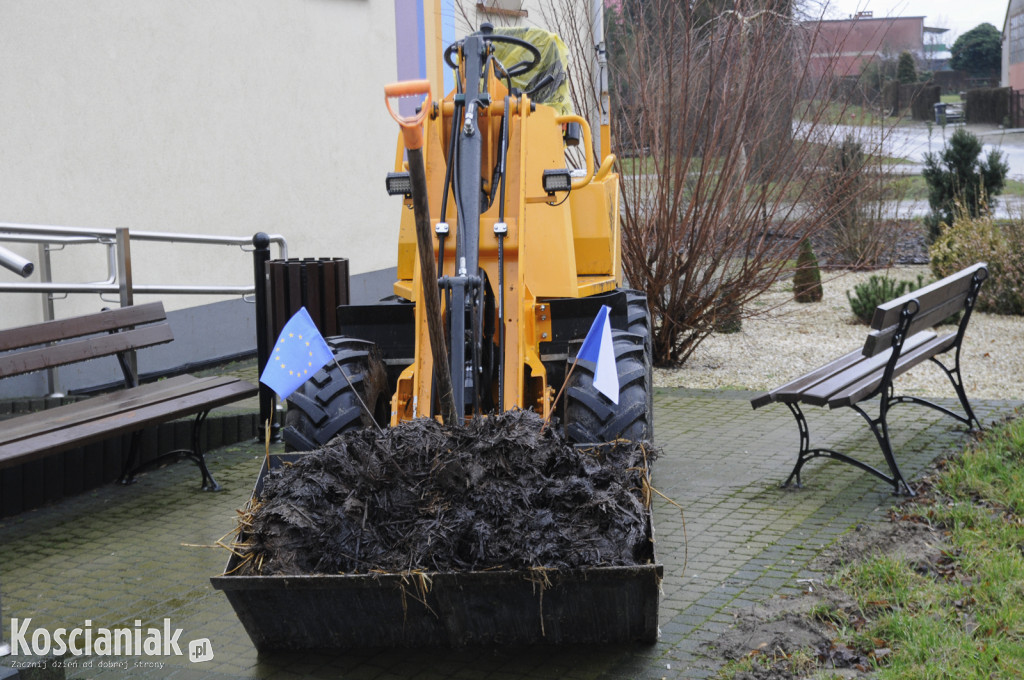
[211,410,662,650]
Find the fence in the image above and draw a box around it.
[1011,90,1024,129]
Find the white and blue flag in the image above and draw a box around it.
[576,305,619,404]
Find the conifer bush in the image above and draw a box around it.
[846,274,923,324]
[793,239,823,303]
[922,128,1008,242]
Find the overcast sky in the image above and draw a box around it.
[820,0,1006,41]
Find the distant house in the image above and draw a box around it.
[803,11,949,80]
[922,42,953,73]
[1004,0,1024,89]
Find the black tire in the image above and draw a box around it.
[623,288,652,360]
[623,289,654,428]
[282,337,389,451]
[564,330,652,444]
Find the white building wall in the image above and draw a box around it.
[0,0,585,397]
[1,0,398,328]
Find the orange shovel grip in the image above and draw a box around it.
[385,79,432,150]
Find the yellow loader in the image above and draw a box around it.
[282,23,652,447]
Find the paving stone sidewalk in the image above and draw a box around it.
[1,388,1018,679]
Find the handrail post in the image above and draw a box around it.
[115,228,137,382]
[37,242,64,397]
[252,232,277,440]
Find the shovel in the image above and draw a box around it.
[385,80,458,425]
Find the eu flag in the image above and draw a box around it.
[259,307,335,399]
[576,305,619,404]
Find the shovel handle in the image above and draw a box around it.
[385,79,432,150]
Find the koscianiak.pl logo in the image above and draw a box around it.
[8,618,214,664]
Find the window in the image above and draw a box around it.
[1011,13,1024,64]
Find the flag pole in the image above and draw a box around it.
[264,419,272,469]
[331,355,386,435]
[540,354,581,434]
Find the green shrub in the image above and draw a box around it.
[897,51,918,83]
[712,282,742,333]
[846,274,924,324]
[922,128,1008,243]
[793,239,823,303]
[713,302,742,334]
[930,211,1024,315]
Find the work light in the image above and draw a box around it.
[541,169,572,196]
[385,172,412,197]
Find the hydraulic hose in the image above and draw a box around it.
[495,95,511,411]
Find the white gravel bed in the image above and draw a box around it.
[654,265,1024,400]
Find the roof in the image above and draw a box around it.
[811,15,928,24]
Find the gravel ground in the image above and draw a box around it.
[654,265,1024,400]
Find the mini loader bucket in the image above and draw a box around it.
[212,450,661,650]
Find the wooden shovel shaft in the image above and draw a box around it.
[406,146,458,424]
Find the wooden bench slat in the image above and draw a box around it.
[864,292,968,356]
[869,264,984,331]
[829,332,957,408]
[863,264,986,358]
[750,346,865,409]
[0,377,257,469]
[797,331,937,406]
[0,375,253,446]
[0,375,204,445]
[760,331,935,407]
[0,302,167,352]
[0,323,174,378]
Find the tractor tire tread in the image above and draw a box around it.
[282,336,387,451]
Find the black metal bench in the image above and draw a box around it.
[0,302,257,490]
[751,263,988,495]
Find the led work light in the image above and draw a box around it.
[541,169,572,196]
[385,172,413,197]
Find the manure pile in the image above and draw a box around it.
[235,409,657,575]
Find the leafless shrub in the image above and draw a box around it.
[607,0,872,366]
[818,130,913,270]
[458,1,893,366]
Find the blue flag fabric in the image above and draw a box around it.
[259,307,335,399]
[576,305,619,404]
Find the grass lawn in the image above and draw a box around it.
[831,417,1024,678]
[799,100,886,127]
[892,175,1024,200]
[716,415,1024,679]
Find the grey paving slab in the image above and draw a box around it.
[1,387,1019,679]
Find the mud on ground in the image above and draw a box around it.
[704,501,949,679]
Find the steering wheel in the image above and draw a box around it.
[444,28,541,79]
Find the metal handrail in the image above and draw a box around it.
[1,224,288,398]
[0,244,34,277]
[0,223,287,297]
[2,221,290,252]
